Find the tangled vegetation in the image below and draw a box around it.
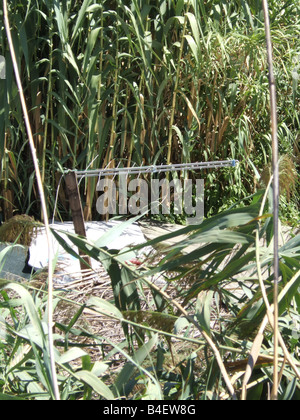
[0,0,299,221]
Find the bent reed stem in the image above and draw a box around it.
[3,0,60,401]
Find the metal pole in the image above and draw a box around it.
[262,0,280,400]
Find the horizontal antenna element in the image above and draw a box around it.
[75,160,238,179]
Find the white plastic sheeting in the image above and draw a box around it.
[28,220,150,281]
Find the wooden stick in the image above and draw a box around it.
[65,172,92,271]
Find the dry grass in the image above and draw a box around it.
[0,215,42,246]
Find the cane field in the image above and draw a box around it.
[0,0,299,401]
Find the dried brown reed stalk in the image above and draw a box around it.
[262,0,280,400]
[3,0,60,400]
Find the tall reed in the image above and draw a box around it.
[3,0,60,400]
[0,0,299,220]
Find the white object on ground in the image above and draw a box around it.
[0,243,31,280]
[29,220,151,277]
